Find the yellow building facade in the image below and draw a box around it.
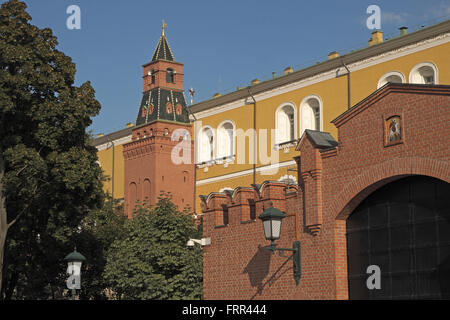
[93,21,450,214]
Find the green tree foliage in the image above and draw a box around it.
[74,197,127,300]
[103,193,203,300]
[0,0,104,298]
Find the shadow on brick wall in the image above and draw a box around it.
[243,245,294,299]
[243,245,271,297]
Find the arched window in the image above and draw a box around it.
[217,121,234,158]
[143,179,151,202]
[300,96,322,136]
[409,62,438,85]
[129,182,138,216]
[198,127,214,162]
[275,104,296,144]
[166,68,175,83]
[377,71,405,89]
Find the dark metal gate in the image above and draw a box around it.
[346,176,450,299]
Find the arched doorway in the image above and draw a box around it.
[346,176,450,299]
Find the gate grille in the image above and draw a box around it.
[346,176,450,299]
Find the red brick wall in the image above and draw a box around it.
[123,121,194,217]
[201,182,309,299]
[143,60,184,91]
[201,84,450,300]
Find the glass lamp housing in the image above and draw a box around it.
[258,203,286,242]
[64,249,86,272]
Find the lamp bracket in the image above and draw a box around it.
[263,241,301,285]
[278,250,287,258]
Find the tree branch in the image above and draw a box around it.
[7,183,38,230]
[15,163,29,176]
[15,148,43,176]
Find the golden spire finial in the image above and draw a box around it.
[162,20,168,36]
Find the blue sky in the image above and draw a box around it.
[4,0,450,135]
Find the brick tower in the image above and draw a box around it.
[123,23,194,218]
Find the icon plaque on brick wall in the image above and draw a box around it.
[384,115,403,147]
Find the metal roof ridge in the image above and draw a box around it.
[188,20,450,114]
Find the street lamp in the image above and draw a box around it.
[258,202,301,285]
[64,247,86,300]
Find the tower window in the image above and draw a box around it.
[166,68,175,83]
[151,69,155,84]
[176,104,183,115]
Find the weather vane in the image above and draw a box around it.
[189,87,195,105]
[162,20,168,36]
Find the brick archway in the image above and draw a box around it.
[332,156,450,299]
[333,157,450,221]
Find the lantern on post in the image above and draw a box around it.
[258,202,301,285]
[64,247,86,300]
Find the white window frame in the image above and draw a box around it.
[197,126,215,163]
[377,71,405,89]
[299,95,323,136]
[409,62,439,85]
[275,102,297,145]
[216,120,236,159]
